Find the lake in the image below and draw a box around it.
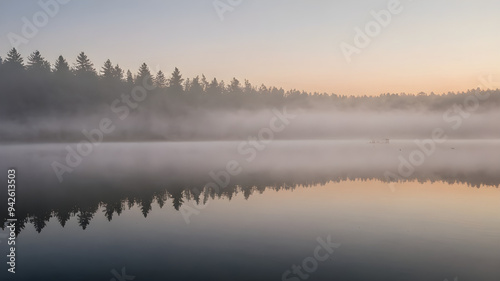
[0,140,499,281]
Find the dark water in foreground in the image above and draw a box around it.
[0,140,499,281]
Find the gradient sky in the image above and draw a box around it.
[1,0,499,96]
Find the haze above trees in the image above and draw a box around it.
[0,48,499,142]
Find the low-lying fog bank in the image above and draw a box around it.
[2,107,500,142]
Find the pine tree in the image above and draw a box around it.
[113,64,124,81]
[201,74,209,92]
[155,70,167,88]
[136,63,153,86]
[219,80,226,94]
[244,79,253,94]
[184,78,190,92]
[207,78,219,96]
[54,55,70,74]
[4,48,24,71]
[100,59,114,81]
[126,70,134,84]
[27,50,51,73]
[229,77,241,94]
[74,52,95,76]
[168,67,184,93]
[189,76,203,95]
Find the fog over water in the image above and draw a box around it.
[1,140,499,190]
[2,107,500,142]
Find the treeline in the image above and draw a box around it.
[2,171,495,235]
[1,48,500,121]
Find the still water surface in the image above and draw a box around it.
[0,140,499,281]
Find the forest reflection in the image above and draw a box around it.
[1,168,498,236]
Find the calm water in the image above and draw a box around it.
[0,140,499,281]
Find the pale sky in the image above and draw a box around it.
[1,0,499,96]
